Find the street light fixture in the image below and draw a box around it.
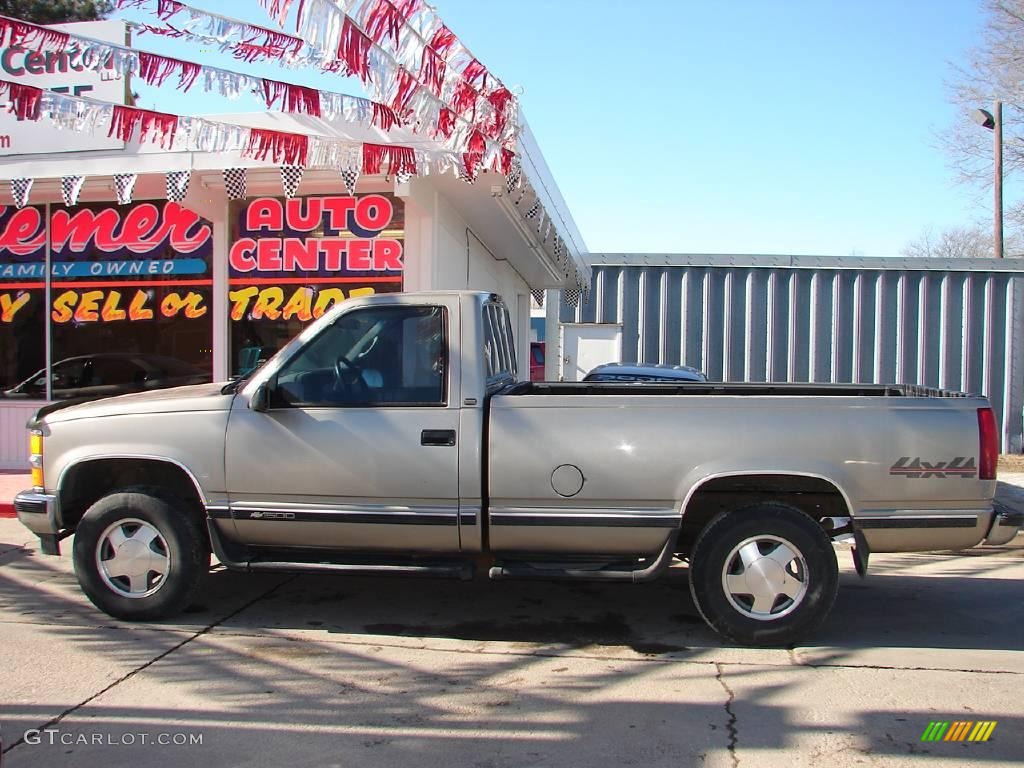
[972,101,1003,258]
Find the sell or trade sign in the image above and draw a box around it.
[50,289,207,323]
[228,285,379,321]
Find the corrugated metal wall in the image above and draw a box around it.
[560,256,1024,452]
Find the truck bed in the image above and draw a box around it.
[502,382,973,398]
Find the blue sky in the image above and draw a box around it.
[118,0,993,257]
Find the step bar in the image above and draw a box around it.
[206,519,474,580]
[489,535,677,583]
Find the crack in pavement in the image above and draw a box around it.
[714,662,739,768]
[0,574,296,756]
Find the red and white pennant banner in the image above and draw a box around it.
[0,77,494,177]
[114,0,513,168]
[0,11,499,158]
[274,0,519,151]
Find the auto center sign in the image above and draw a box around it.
[228,194,404,322]
[0,20,127,155]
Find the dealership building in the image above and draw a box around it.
[0,23,589,468]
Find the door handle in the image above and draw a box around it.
[421,429,456,447]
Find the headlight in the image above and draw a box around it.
[29,430,43,490]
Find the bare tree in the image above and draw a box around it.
[901,225,994,259]
[0,1,111,24]
[946,2,1024,185]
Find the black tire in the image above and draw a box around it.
[688,502,838,646]
[72,489,209,621]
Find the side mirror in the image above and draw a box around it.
[250,383,270,412]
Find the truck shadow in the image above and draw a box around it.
[205,557,1024,655]
[1,541,1022,655]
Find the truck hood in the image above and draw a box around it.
[37,382,233,425]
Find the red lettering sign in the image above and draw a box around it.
[241,195,394,234]
[0,203,212,256]
[228,238,404,273]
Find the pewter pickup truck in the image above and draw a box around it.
[14,291,1021,645]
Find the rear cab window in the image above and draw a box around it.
[482,299,517,391]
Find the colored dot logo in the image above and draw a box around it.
[921,721,997,742]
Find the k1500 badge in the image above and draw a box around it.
[890,457,977,479]
[248,511,296,520]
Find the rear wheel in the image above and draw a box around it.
[72,489,208,620]
[688,502,838,646]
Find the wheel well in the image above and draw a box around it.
[677,474,850,555]
[58,458,205,530]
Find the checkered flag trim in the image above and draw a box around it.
[564,288,581,307]
[10,177,32,209]
[223,168,247,200]
[505,162,522,195]
[61,176,85,207]
[340,166,360,195]
[281,165,304,198]
[166,170,190,202]
[114,173,137,205]
[459,163,478,185]
[531,289,545,307]
[524,200,540,219]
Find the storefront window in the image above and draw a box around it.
[0,204,46,396]
[228,193,405,376]
[0,200,214,400]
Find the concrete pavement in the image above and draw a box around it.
[1,508,1022,767]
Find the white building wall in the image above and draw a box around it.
[431,191,531,377]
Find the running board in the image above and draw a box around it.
[247,559,474,579]
[206,518,473,580]
[489,535,678,584]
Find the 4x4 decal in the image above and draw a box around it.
[889,457,977,479]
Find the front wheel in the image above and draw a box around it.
[72,489,208,621]
[688,502,838,646]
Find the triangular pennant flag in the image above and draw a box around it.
[223,168,247,200]
[340,165,360,195]
[524,200,540,219]
[531,289,545,307]
[542,219,552,243]
[166,170,190,202]
[10,177,32,208]
[61,176,85,207]
[564,288,581,307]
[114,173,137,205]
[281,165,303,198]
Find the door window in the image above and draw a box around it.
[273,305,446,407]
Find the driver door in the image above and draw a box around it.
[224,299,462,552]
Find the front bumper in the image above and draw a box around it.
[14,490,60,536]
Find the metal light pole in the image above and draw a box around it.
[972,100,1004,258]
